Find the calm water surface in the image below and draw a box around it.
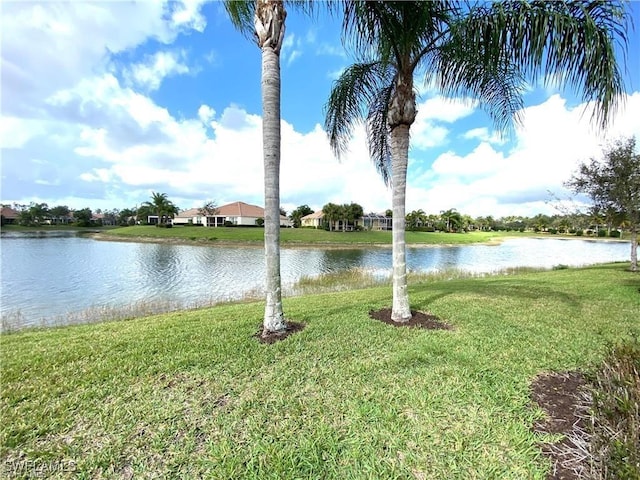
[0,231,632,329]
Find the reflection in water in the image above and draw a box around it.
[0,233,632,329]
[321,249,366,272]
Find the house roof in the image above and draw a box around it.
[176,208,201,218]
[217,201,264,218]
[1,207,19,219]
[174,202,289,222]
[175,202,266,219]
[301,210,324,220]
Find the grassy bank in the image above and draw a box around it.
[101,225,535,246]
[1,264,638,478]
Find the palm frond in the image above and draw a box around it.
[324,61,389,159]
[366,85,394,185]
[224,1,256,41]
[462,0,630,129]
[426,34,526,135]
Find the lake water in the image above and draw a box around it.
[0,231,633,330]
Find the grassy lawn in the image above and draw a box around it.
[101,225,539,246]
[1,264,638,478]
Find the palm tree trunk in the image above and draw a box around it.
[390,124,412,322]
[258,0,286,335]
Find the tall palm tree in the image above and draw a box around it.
[326,1,628,322]
[225,0,315,336]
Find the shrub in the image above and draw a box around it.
[576,230,584,236]
[548,228,558,234]
[587,338,640,479]
[224,221,234,227]
[610,230,621,238]
[598,229,607,237]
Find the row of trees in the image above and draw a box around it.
[405,209,630,235]
[6,192,182,228]
[224,0,630,333]
[8,203,97,227]
[321,202,364,231]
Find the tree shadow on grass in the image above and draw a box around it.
[408,278,583,310]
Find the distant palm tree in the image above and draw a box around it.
[326,1,628,322]
[322,202,342,231]
[142,192,178,227]
[441,208,462,233]
[406,209,427,230]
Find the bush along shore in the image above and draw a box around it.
[1,263,638,479]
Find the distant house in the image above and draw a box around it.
[173,201,291,228]
[362,213,392,231]
[92,213,117,226]
[172,208,206,226]
[0,206,19,225]
[300,211,324,229]
[301,210,392,231]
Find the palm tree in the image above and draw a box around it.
[441,208,462,233]
[326,1,628,322]
[406,209,427,230]
[322,202,342,231]
[225,1,316,336]
[142,192,178,227]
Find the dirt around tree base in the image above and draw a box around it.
[369,308,453,330]
[255,321,305,344]
[530,371,588,480]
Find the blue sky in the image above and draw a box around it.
[1,1,639,218]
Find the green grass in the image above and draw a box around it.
[1,264,639,479]
[102,225,534,246]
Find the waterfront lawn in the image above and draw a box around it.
[104,225,514,245]
[2,264,639,479]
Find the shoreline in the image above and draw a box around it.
[88,232,510,249]
[88,231,631,249]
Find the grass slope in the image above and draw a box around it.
[102,225,516,246]
[1,264,639,479]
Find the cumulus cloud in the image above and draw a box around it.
[405,92,640,217]
[126,50,191,91]
[1,1,210,116]
[410,96,476,150]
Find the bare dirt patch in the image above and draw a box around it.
[255,321,305,344]
[369,308,453,330]
[530,371,588,480]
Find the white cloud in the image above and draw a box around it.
[418,96,477,123]
[198,105,216,125]
[1,1,210,116]
[405,92,640,217]
[410,96,476,150]
[281,33,302,66]
[126,51,190,91]
[462,127,506,146]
